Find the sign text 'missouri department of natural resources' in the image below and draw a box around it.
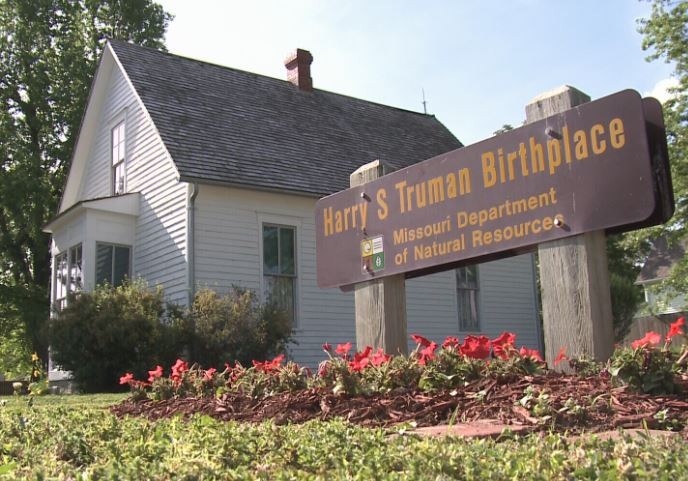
[316,89,660,289]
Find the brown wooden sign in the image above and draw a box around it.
[316,89,672,289]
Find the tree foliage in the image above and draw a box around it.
[632,0,688,299]
[0,0,171,358]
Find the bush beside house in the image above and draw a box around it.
[50,282,292,392]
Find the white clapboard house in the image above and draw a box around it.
[45,41,542,379]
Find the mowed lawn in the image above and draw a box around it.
[1,394,688,480]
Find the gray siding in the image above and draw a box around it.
[79,65,188,305]
[478,255,541,349]
[195,185,541,367]
[406,254,540,352]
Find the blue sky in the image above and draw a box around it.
[157,0,675,146]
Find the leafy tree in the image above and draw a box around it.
[631,0,688,301]
[607,235,644,340]
[0,1,171,360]
[493,124,514,136]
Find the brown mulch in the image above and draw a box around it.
[110,374,688,435]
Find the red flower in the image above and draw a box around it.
[349,346,373,372]
[442,336,460,349]
[411,334,432,347]
[553,347,568,367]
[335,342,352,357]
[631,331,662,350]
[253,354,285,373]
[371,348,392,367]
[322,343,332,353]
[460,335,491,360]
[666,317,685,342]
[418,341,438,365]
[147,365,163,383]
[203,367,217,381]
[491,332,516,360]
[519,347,544,362]
[119,372,134,385]
[170,359,189,385]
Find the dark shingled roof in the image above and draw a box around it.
[637,237,687,283]
[109,40,462,196]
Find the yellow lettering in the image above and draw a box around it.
[376,189,388,220]
[546,138,562,175]
[609,118,625,149]
[446,173,457,198]
[574,130,589,160]
[529,137,545,173]
[482,151,497,188]
[428,177,445,204]
[335,211,343,233]
[323,207,333,236]
[394,181,407,213]
[591,123,606,154]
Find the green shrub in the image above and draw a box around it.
[50,280,190,392]
[190,287,293,367]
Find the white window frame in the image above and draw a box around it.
[53,243,83,311]
[258,213,301,328]
[456,264,480,331]
[111,120,126,195]
[95,242,132,287]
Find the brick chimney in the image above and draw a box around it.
[284,49,313,92]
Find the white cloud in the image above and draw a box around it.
[645,77,679,103]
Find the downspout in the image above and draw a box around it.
[187,183,199,307]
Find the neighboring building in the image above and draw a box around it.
[625,237,686,345]
[44,40,542,379]
[636,236,686,315]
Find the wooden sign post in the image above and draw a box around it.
[350,160,408,355]
[525,86,614,369]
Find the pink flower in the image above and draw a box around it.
[519,347,544,362]
[553,347,568,367]
[119,372,134,385]
[442,336,460,349]
[335,342,352,357]
[322,343,332,353]
[666,317,685,342]
[631,331,662,350]
[491,332,516,360]
[147,365,163,383]
[203,367,217,381]
[460,335,491,360]
[418,341,438,365]
[411,334,432,348]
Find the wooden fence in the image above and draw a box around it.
[622,312,686,347]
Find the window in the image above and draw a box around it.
[456,265,479,330]
[54,252,68,311]
[262,224,296,325]
[69,244,83,293]
[54,243,82,311]
[96,243,131,287]
[111,121,126,195]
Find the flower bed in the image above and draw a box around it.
[113,318,688,435]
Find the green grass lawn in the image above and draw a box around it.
[1,393,687,480]
[0,392,126,410]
